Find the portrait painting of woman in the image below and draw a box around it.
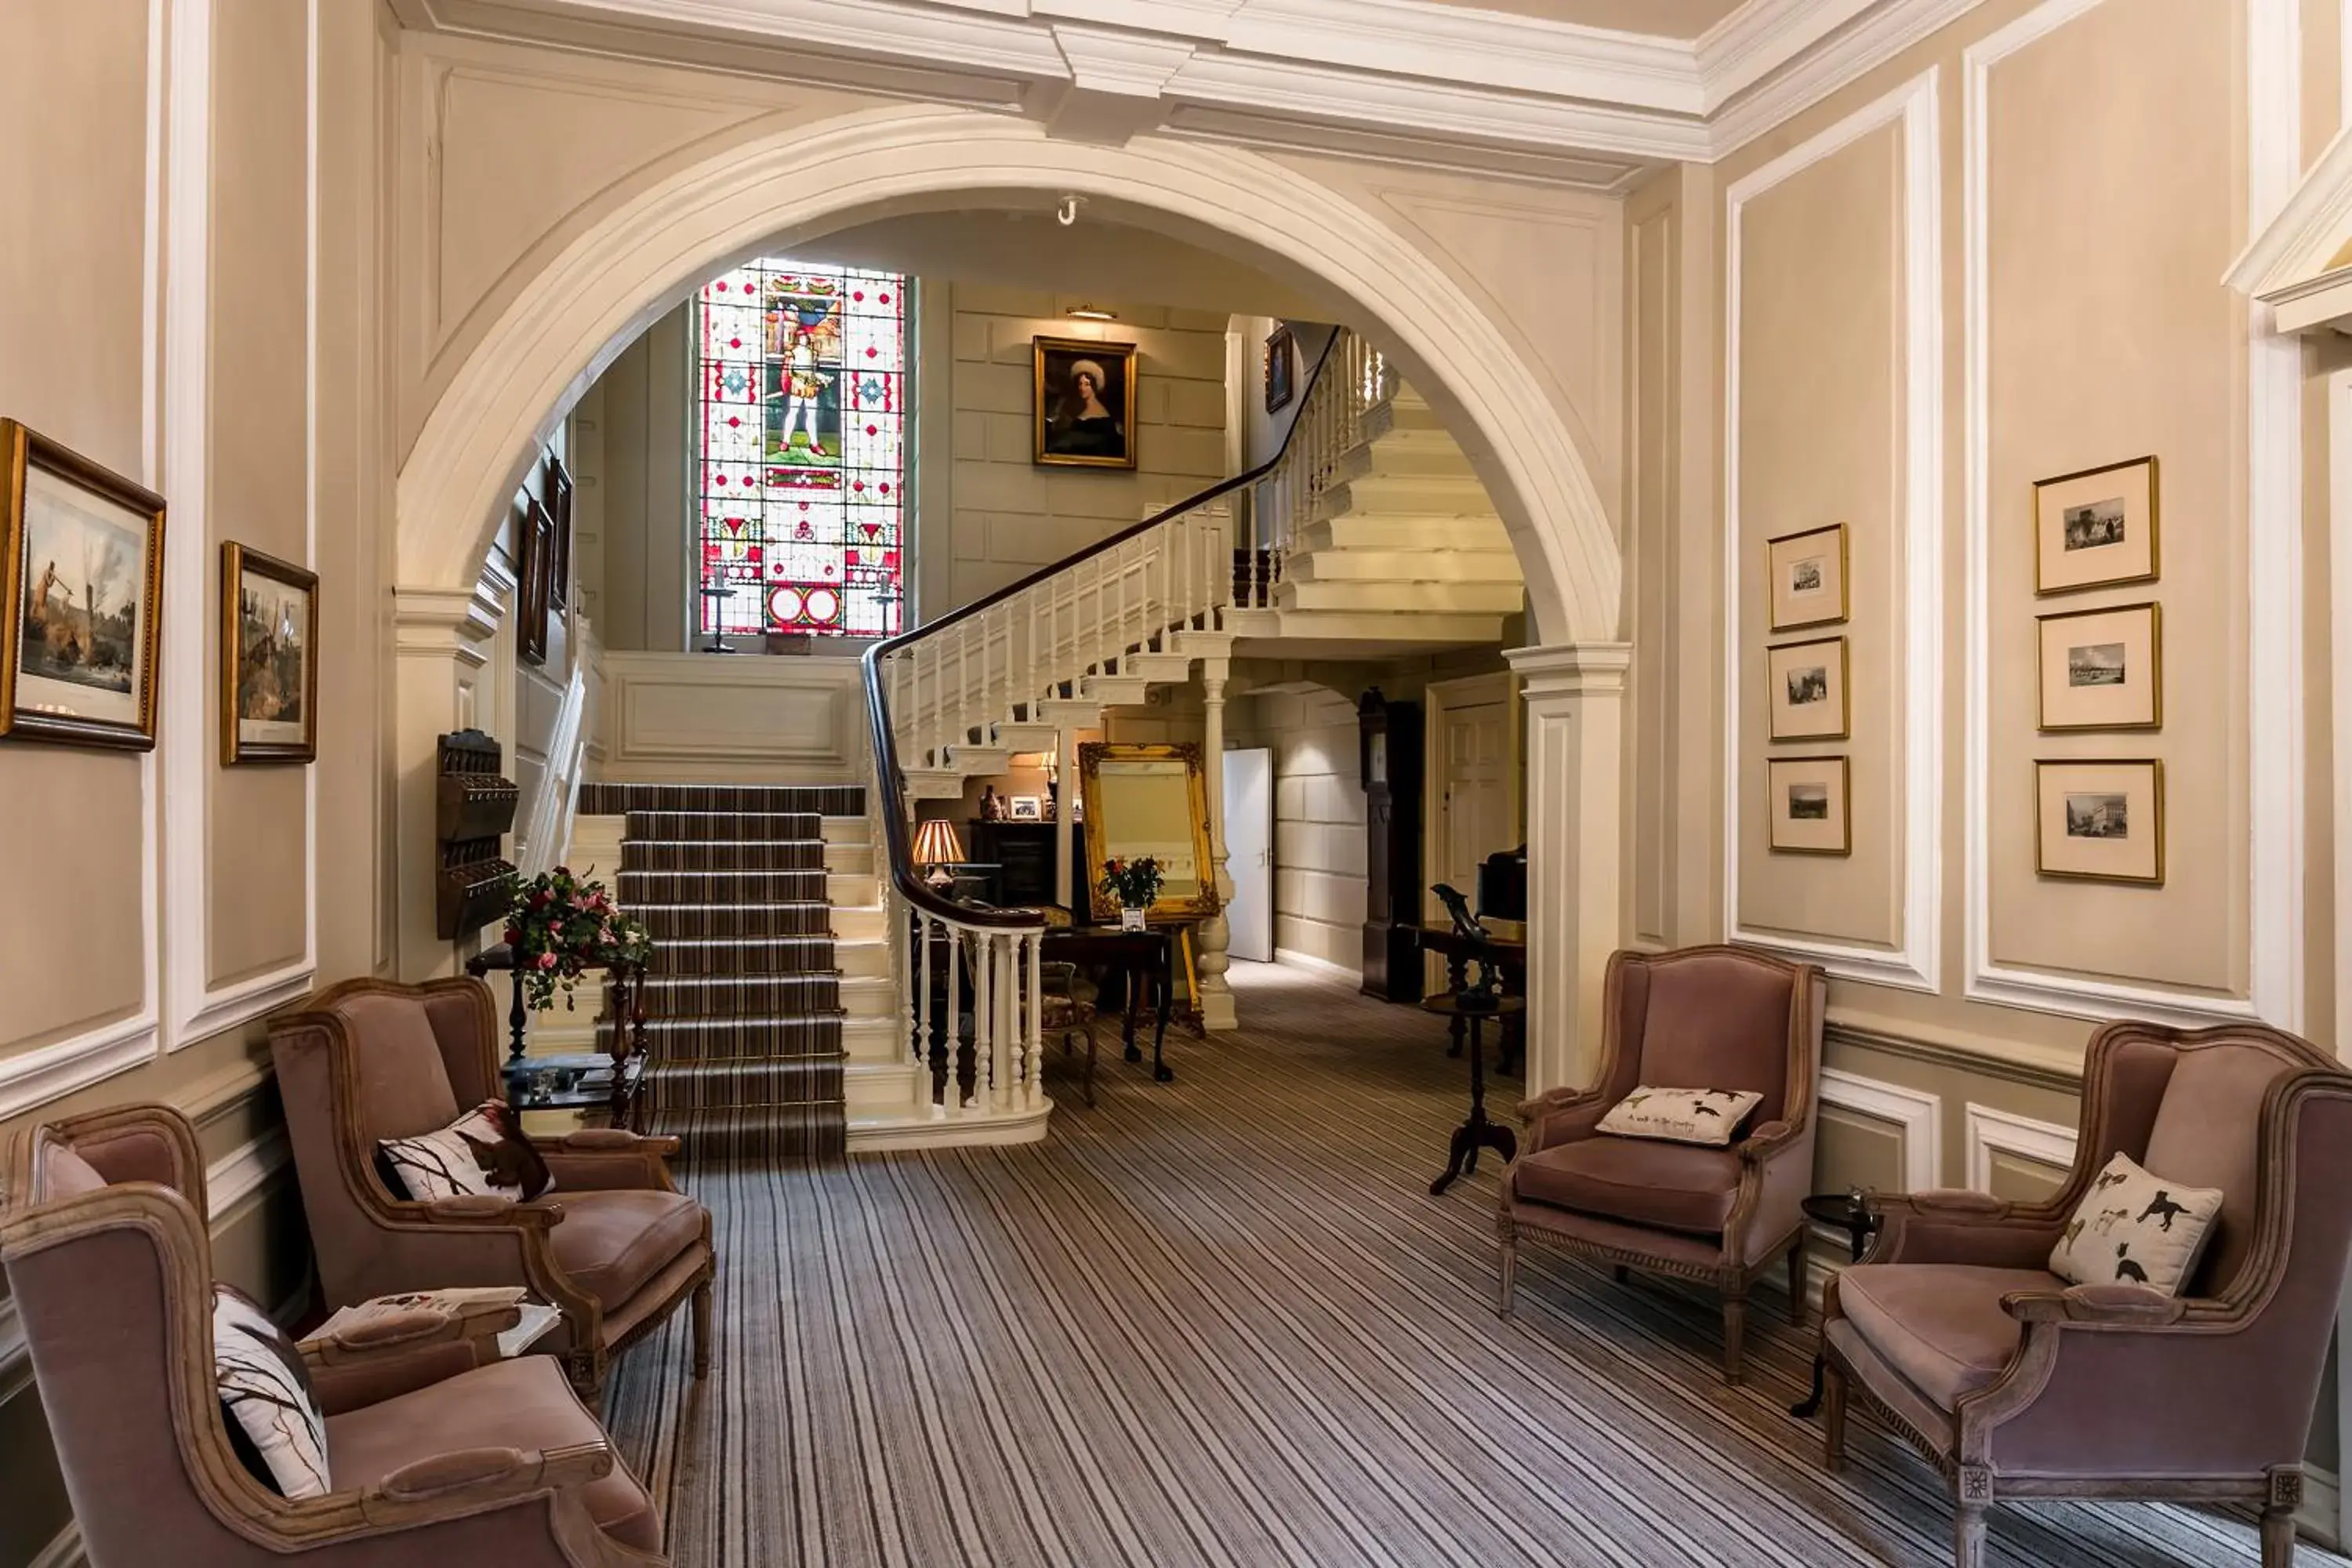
[1033,337,1138,470]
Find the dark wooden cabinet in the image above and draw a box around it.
[1359,688,1425,1004]
[967,819,1083,910]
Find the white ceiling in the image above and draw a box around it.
[1414,0,1749,40]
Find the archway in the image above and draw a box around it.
[391,102,1628,1088]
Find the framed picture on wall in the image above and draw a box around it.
[1765,523,1848,632]
[2035,759,2164,885]
[1264,323,1296,414]
[1766,756,1850,855]
[0,419,166,750]
[1765,636,1849,742]
[517,497,554,667]
[220,543,318,764]
[545,452,574,611]
[2033,455,2158,595]
[2037,601,2161,731]
[1033,336,1138,470]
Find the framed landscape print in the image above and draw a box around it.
[1765,523,1848,632]
[1264,323,1295,414]
[1766,636,1849,742]
[517,498,554,666]
[2034,455,2158,595]
[2038,601,2161,731]
[545,452,573,611]
[1033,336,1137,470]
[0,420,166,750]
[1767,756,1851,855]
[2035,759,2164,885]
[220,543,318,764]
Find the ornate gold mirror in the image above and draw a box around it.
[1076,741,1221,923]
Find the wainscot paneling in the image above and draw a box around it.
[597,650,863,782]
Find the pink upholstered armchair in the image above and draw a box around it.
[2,1102,667,1566]
[1820,1022,2352,1568]
[1498,945,1826,1381]
[268,977,713,1399]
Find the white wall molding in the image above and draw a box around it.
[1722,71,1944,996]
[206,1129,294,1222]
[1962,1102,2077,1193]
[1962,0,2303,1029]
[394,0,1990,176]
[1818,1066,1943,1191]
[598,650,864,782]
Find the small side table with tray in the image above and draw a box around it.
[465,943,651,1131]
[1789,1189,1881,1417]
[1421,993,1523,1196]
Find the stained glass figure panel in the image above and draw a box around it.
[695,260,908,637]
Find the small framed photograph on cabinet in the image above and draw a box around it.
[1765,523,1847,632]
[2033,455,2158,595]
[1767,756,1850,855]
[2037,601,2160,731]
[2035,759,2163,885]
[1766,636,1849,742]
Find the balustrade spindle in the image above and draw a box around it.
[1025,933,1044,1109]
[913,909,933,1111]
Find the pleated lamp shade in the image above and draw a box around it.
[911,818,963,868]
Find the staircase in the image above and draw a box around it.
[574,782,884,1160]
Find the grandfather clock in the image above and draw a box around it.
[1358,688,1425,1003]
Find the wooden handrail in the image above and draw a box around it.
[862,328,1348,925]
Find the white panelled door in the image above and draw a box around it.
[1223,746,1275,963]
[1437,698,1514,911]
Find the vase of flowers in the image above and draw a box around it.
[1098,855,1163,931]
[504,867,654,1011]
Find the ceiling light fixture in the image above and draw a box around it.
[1065,304,1119,321]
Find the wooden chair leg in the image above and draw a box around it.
[1082,1020,1098,1107]
[1786,1246,1808,1327]
[1822,1361,1848,1472]
[1951,1502,1987,1568]
[1497,1229,1519,1317]
[691,1277,714,1378]
[1722,1292,1748,1384]
[2263,1467,2303,1568]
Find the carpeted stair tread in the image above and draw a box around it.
[583,782,863,815]
[664,1105,847,1163]
[623,840,830,873]
[608,1013,846,1061]
[625,811,825,842]
[619,869,829,902]
[650,935,840,975]
[638,972,842,1012]
[631,901,833,939]
[642,1058,846,1108]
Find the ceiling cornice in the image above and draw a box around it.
[396,0,1991,180]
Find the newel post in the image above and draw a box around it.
[1196,657,1237,1031]
[1506,642,1631,1095]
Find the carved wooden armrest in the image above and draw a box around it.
[353,1442,613,1528]
[419,1194,564,1230]
[1514,1087,1601,1123]
[2003,1283,2189,1328]
[300,1305,516,1370]
[1867,1191,2063,1267]
[1735,1120,1800,1163]
[1891,1189,2013,1218]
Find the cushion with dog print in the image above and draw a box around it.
[1595,1086,1765,1148]
[2049,1152,2222,1296]
[377,1100,554,1203]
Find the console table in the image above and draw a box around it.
[1042,925,1176,1083]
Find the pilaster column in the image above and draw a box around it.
[392,572,509,981]
[1505,641,1632,1094]
[1054,720,1079,910]
[1196,659,1236,1030]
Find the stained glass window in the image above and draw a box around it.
[695,258,908,639]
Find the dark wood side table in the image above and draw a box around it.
[1422,994,1522,1196]
[466,944,649,1131]
[1415,926,1526,1074]
[1040,926,1176,1083]
[1790,1191,1880,1417]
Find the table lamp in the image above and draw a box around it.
[912,818,963,891]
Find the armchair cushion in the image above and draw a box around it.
[2049,1152,2221,1294]
[213,1283,332,1499]
[1838,1264,2058,1409]
[1595,1087,1763,1147]
[1512,1135,1740,1236]
[40,1141,106,1199]
[548,1188,705,1310]
[325,1353,660,1552]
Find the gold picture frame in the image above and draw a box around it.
[1033,336,1138,470]
[0,419,167,750]
[1766,755,1851,856]
[2034,759,2164,886]
[220,543,319,764]
[2033,455,2159,596]
[1078,741,1221,923]
[1765,522,1849,632]
[1766,635,1849,742]
[2036,601,2161,732]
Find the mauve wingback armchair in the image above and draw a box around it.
[267,976,714,1399]
[1498,945,1827,1381]
[1,1102,667,1567]
[1820,1022,2352,1568]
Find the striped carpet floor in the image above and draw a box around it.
[601,962,2332,1568]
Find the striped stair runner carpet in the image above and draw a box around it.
[600,962,2323,1568]
[580,782,865,1162]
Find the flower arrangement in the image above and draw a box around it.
[1097,855,1163,912]
[504,866,654,1011]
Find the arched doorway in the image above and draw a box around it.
[392,102,1628,1089]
